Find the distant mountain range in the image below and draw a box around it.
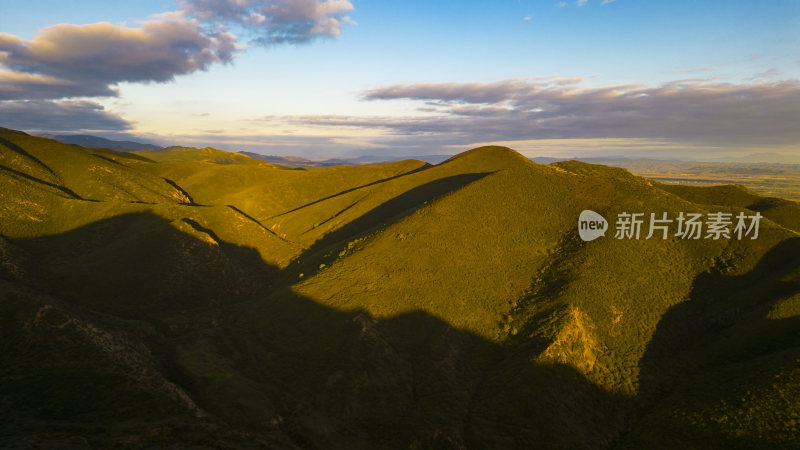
[11,130,799,166]
[42,134,163,151]
[241,152,453,166]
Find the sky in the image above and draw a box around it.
[1,0,798,160]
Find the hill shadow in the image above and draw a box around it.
[280,172,492,283]
[14,211,278,319]
[92,153,128,167]
[0,135,57,177]
[0,164,91,201]
[268,163,432,219]
[3,210,626,449]
[624,237,800,447]
[162,177,202,206]
[4,207,798,448]
[227,204,295,245]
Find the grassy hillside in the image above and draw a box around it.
[134,146,267,165]
[1,131,798,448]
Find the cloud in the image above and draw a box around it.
[0,71,118,100]
[0,100,134,133]
[555,2,566,7]
[754,68,780,79]
[0,19,238,87]
[296,78,800,148]
[671,67,712,74]
[0,1,356,105]
[179,0,355,45]
[576,0,588,6]
[363,78,570,104]
[0,18,240,104]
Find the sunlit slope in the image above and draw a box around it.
[0,134,298,268]
[134,146,266,165]
[0,135,179,203]
[654,182,800,233]
[229,149,798,447]
[0,134,184,236]
[139,154,431,239]
[294,152,790,360]
[1,132,797,447]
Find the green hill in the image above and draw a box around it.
[1,132,798,448]
[134,146,266,165]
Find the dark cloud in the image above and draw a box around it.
[305,79,800,147]
[0,100,134,134]
[180,0,355,44]
[0,71,118,100]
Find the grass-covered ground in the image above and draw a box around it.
[1,131,798,448]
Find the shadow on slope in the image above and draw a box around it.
[269,163,432,219]
[0,135,57,177]
[0,164,90,201]
[1,210,623,449]
[3,194,797,448]
[280,172,492,283]
[15,211,278,319]
[0,214,291,447]
[624,237,800,448]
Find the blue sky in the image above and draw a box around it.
[1,0,798,159]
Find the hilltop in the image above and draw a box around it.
[1,132,798,448]
[0,127,28,136]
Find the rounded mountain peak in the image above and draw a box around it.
[442,146,533,169]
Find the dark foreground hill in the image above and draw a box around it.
[1,131,798,448]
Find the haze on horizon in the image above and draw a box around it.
[1,0,798,161]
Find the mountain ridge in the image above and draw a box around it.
[42,134,163,151]
[1,133,798,448]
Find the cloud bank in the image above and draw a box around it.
[0,1,355,134]
[289,78,800,148]
[0,0,355,102]
[0,19,237,101]
[0,100,134,133]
